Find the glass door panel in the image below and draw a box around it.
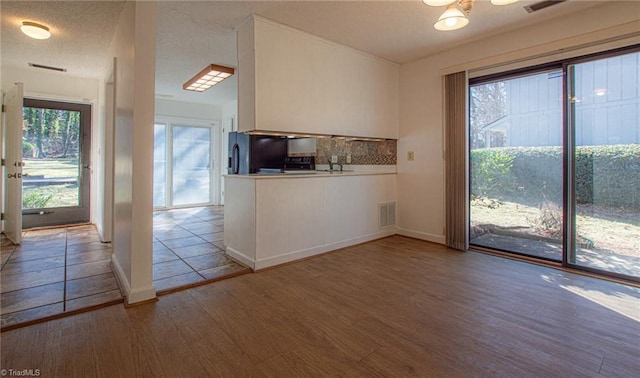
[469,70,564,260]
[153,123,167,207]
[172,126,211,206]
[569,51,640,279]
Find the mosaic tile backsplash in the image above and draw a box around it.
[315,138,397,165]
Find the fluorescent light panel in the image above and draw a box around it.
[183,64,234,92]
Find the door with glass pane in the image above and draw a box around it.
[469,70,564,261]
[567,50,640,280]
[22,99,91,228]
[153,122,214,208]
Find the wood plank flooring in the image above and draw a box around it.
[1,236,639,376]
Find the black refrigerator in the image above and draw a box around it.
[227,132,288,174]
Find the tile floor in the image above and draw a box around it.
[152,206,251,293]
[0,205,249,329]
[1,225,122,329]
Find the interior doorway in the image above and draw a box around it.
[21,99,92,229]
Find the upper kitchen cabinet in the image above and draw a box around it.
[237,16,399,139]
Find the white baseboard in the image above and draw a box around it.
[226,246,256,270]
[396,228,445,245]
[253,229,396,270]
[127,285,157,304]
[111,254,156,304]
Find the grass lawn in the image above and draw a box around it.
[23,158,78,178]
[22,158,80,209]
[471,199,640,258]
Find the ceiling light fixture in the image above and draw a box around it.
[183,64,234,92]
[20,21,51,39]
[424,0,520,31]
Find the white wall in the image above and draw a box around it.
[155,98,221,120]
[108,0,157,304]
[1,66,99,102]
[396,2,640,244]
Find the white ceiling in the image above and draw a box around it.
[2,0,608,106]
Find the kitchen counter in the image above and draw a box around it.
[224,170,397,270]
[223,165,396,179]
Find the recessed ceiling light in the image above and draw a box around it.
[21,21,51,40]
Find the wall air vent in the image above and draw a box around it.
[379,202,396,228]
[524,0,567,13]
[28,63,67,72]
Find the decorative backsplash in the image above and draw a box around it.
[315,138,397,165]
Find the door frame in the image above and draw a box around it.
[21,98,92,229]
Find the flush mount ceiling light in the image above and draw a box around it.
[423,0,520,31]
[20,21,51,39]
[183,64,234,92]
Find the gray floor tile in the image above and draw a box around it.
[0,267,65,294]
[171,243,222,260]
[153,259,194,280]
[161,236,208,249]
[154,272,205,292]
[66,273,119,300]
[184,252,233,272]
[0,282,64,314]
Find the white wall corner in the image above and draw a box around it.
[225,247,256,271]
[396,227,446,246]
[112,254,156,304]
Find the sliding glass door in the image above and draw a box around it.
[154,121,214,208]
[172,126,211,206]
[567,51,640,279]
[469,69,564,261]
[470,47,639,282]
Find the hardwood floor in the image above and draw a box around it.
[1,236,638,376]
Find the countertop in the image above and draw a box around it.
[224,166,396,179]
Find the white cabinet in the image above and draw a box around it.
[238,16,398,139]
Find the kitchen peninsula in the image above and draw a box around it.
[226,15,400,269]
[224,169,397,270]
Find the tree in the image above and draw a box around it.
[469,82,507,149]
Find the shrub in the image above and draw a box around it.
[470,144,640,210]
[469,149,514,198]
[22,141,35,157]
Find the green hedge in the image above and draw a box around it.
[470,144,640,210]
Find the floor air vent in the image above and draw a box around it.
[379,202,396,228]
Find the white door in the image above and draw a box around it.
[3,83,24,244]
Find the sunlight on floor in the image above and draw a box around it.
[560,284,640,323]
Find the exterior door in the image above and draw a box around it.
[3,83,24,243]
[21,99,91,228]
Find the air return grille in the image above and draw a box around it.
[524,0,567,14]
[379,202,396,228]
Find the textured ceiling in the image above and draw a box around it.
[2,1,608,106]
[1,1,126,78]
